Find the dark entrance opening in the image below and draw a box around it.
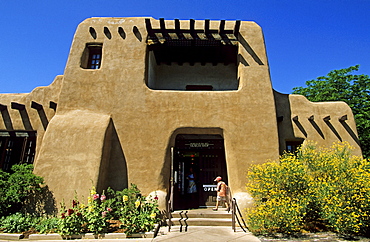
[173,134,228,210]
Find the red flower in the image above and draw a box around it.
[61,213,65,219]
[93,194,99,200]
[72,200,78,207]
[67,209,74,216]
[100,195,106,201]
[107,207,112,212]
[154,196,158,200]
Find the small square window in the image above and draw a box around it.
[81,43,103,69]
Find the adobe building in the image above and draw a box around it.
[0,17,361,211]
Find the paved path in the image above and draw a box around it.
[152,226,261,241]
[0,226,261,242]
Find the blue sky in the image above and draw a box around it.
[0,0,369,94]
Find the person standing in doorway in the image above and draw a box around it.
[187,167,197,209]
[213,176,229,211]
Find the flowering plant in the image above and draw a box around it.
[116,185,160,235]
[246,141,370,236]
[83,187,112,234]
[57,196,85,235]
[55,184,159,236]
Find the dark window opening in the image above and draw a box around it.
[81,43,103,69]
[0,131,36,172]
[285,140,303,154]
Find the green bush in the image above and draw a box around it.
[246,141,370,236]
[0,164,44,217]
[34,217,59,234]
[0,213,36,233]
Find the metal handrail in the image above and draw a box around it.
[183,211,188,232]
[167,199,172,232]
[231,198,248,232]
[179,211,184,232]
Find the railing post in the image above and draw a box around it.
[232,198,236,232]
[168,200,172,232]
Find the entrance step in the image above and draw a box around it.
[169,208,232,227]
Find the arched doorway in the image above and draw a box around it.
[172,134,228,210]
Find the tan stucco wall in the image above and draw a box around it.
[0,76,62,159]
[0,17,362,212]
[274,91,361,156]
[31,18,279,207]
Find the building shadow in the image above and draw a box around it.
[98,119,128,193]
[237,34,264,65]
[309,119,325,139]
[293,117,308,138]
[31,101,49,130]
[324,119,342,141]
[341,121,361,146]
[11,102,33,130]
[23,185,58,216]
[0,105,14,130]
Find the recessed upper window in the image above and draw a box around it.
[145,19,240,91]
[81,43,103,69]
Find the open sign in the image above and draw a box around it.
[203,184,217,192]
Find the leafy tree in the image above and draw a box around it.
[292,65,370,158]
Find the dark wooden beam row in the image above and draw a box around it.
[145,18,241,46]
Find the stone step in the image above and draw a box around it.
[169,218,233,227]
[171,211,231,219]
[169,208,233,227]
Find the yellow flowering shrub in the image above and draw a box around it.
[246,141,370,236]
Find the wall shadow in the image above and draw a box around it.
[238,54,249,66]
[325,120,342,141]
[31,101,49,130]
[19,110,33,130]
[341,121,361,146]
[1,107,14,130]
[237,33,264,65]
[273,91,304,154]
[98,119,128,193]
[23,185,57,216]
[293,119,308,138]
[309,120,325,139]
[37,108,49,130]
